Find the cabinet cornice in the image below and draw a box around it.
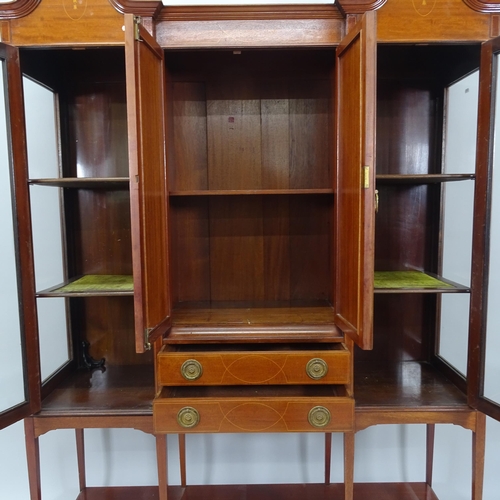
[462,0,500,12]
[0,0,40,20]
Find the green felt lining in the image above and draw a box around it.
[374,271,453,289]
[54,275,133,293]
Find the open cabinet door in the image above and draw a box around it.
[334,12,376,350]
[0,43,41,429]
[469,35,500,421]
[125,15,171,353]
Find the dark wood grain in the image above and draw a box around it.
[39,365,154,416]
[334,12,376,350]
[0,43,41,430]
[169,82,208,192]
[169,197,210,304]
[74,482,440,500]
[468,36,500,422]
[126,16,171,352]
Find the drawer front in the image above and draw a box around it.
[154,396,354,434]
[157,347,350,386]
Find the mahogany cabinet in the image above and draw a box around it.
[1,0,500,499]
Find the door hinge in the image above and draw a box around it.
[144,327,152,351]
[134,16,142,42]
[363,166,370,189]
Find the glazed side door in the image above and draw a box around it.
[125,15,172,353]
[334,11,377,350]
[469,35,500,421]
[0,43,41,430]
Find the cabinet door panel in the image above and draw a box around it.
[125,16,171,353]
[334,12,376,350]
[469,36,500,421]
[0,43,40,429]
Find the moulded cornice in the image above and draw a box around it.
[0,0,40,20]
[340,0,387,14]
[462,0,500,12]
[108,0,386,21]
[108,0,162,17]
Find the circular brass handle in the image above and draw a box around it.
[177,407,200,429]
[306,358,329,380]
[308,406,331,428]
[181,359,203,381]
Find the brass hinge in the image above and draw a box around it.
[144,327,152,351]
[134,16,142,41]
[363,166,370,189]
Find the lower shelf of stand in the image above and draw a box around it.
[75,483,439,500]
[40,365,155,416]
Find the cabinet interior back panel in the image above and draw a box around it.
[168,50,333,192]
[170,195,332,305]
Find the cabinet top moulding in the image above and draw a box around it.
[108,1,386,20]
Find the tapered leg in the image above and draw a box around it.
[24,418,41,500]
[472,412,486,500]
[425,424,435,488]
[324,433,332,485]
[179,434,187,487]
[156,434,168,500]
[75,429,86,493]
[344,432,354,500]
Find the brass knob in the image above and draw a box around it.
[177,407,200,428]
[308,406,331,428]
[181,359,203,381]
[306,358,329,380]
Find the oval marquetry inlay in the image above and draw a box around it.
[223,403,285,431]
[63,0,87,20]
[225,355,285,384]
[411,0,437,17]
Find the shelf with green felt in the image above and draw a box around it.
[374,271,469,293]
[36,275,134,297]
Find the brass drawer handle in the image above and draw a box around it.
[177,407,200,429]
[181,359,203,381]
[308,406,331,428]
[306,358,329,380]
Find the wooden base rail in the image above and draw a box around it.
[23,411,486,500]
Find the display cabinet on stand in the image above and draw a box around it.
[1,1,500,499]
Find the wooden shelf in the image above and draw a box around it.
[40,365,154,416]
[169,189,334,196]
[168,304,343,343]
[374,271,469,293]
[29,177,129,189]
[37,275,134,297]
[376,174,475,184]
[75,483,438,500]
[355,361,468,410]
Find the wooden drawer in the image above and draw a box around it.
[157,343,350,386]
[153,385,354,434]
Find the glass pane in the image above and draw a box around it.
[442,70,479,175]
[0,59,26,413]
[484,55,500,403]
[23,77,60,179]
[24,78,70,382]
[438,72,477,374]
